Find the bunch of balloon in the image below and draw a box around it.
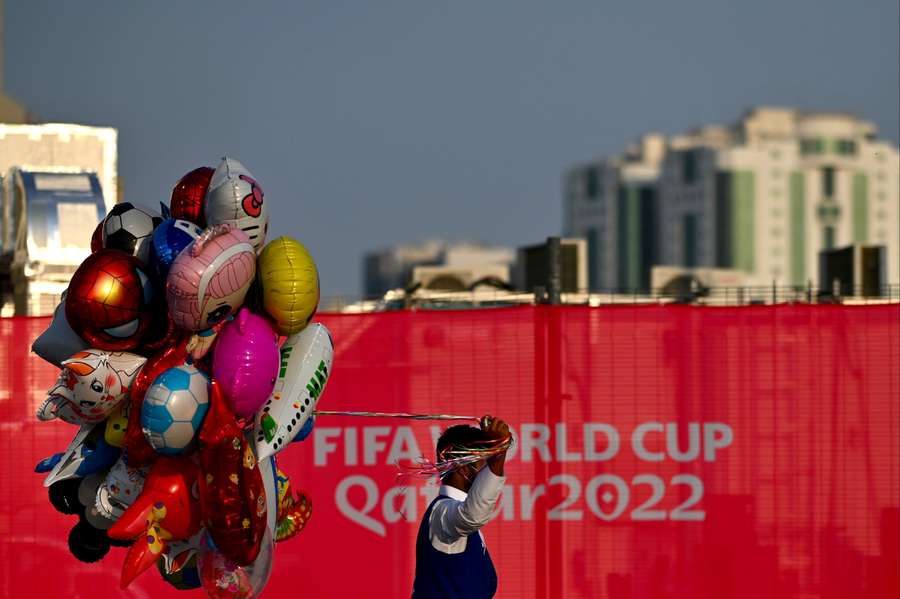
[32,157,332,597]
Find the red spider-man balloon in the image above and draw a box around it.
[65,249,156,351]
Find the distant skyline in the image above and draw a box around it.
[7,1,898,296]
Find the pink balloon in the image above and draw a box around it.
[166,224,256,332]
[212,308,279,418]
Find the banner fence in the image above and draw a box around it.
[1,304,898,598]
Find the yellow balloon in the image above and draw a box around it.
[104,402,129,448]
[258,236,320,335]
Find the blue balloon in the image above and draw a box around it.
[34,453,62,473]
[150,218,203,278]
[77,438,121,475]
[35,438,120,476]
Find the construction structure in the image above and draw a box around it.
[0,3,118,315]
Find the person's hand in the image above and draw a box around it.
[480,415,510,476]
[480,415,510,440]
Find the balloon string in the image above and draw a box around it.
[399,435,514,479]
[313,410,479,421]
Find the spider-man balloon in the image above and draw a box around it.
[65,249,156,351]
[170,167,213,227]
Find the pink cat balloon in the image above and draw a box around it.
[212,308,279,419]
[166,224,256,332]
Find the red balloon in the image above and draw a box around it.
[124,342,191,468]
[198,381,267,566]
[170,167,213,227]
[142,309,187,354]
[90,220,103,252]
[108,456,201,588]
[65,250,156,351]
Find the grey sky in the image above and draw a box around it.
[7,0,898,296]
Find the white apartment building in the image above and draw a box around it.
[565,107,900,290]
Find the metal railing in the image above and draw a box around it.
[3,284,896,318]
[322,284,900,313]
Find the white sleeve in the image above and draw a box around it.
[428,467,505,553]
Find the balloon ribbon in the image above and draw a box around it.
[314,410,478,421]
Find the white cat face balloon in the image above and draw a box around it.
[94,456,148,522]
[37,349,146,425]
[203,157,269,252]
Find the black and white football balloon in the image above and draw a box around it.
[101,202,161,265]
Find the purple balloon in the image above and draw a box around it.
[212,308,279,418]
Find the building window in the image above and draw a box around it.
[800,138,825,155]
[822,167,835,197]
[638,186,659,292]
[835,139,857,155]
[683,151,699,184]
[586,227,600,291]
[816,202,841,222]
[683,214,698,267]
[585,167,600,200]
[824,226,836,250]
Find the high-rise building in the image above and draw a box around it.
[564,107,900,290]
[564,134,664,292]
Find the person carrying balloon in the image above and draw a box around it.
[411,415,512,599]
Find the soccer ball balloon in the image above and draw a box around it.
[150,218,203,278]
[102,202,161,265]
[141,365,210,455]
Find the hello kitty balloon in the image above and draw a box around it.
[204,157,269,253]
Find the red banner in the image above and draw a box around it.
[1,305,898,598]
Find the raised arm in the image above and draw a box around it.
[429,415,511,546]
[430,466,506,544]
